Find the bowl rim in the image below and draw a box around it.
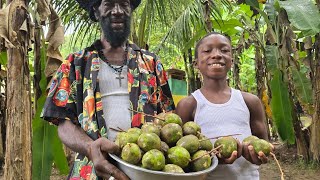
[109,153,218,176]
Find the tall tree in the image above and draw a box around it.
[310,0,320,162]
[0,0,6,168]
[4,0,32,179]
[310,33,320,162]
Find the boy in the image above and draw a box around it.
[176,32,269,180]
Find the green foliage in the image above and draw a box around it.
[265,0,277,23]
[60,35,85,58]
[0,51,7,65]
[32,46,69,179]
[291,68,313,112]
[156,0,208,52]
[239,46,257,93]
[32,114,70,179]
[270,70,295,144]
[212,19,243,35]
[265,45,280,72]
[245,0,259,8]
[296,156,320,170]
[32,96,54,180]
[279,0,320,36]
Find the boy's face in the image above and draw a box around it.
[195,34,232,80]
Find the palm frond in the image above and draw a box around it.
[155,0,229,54]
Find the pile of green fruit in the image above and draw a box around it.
[243,135,273,156]
[213,135,273,159]
[114,112,216,173]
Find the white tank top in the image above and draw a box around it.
[98,60,131,142]
[192,88,259,180]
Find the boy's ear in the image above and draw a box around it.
[193,60,198,69]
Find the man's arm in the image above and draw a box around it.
[242,92,270,165]
[43,58,128,179]
[58,120,129,180]
[57,120,94,158]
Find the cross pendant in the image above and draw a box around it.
[116,72,125,87]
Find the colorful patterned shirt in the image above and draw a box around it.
[41,40,175,179]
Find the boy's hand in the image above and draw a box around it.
[218,139,242,164]
[242,143,274,165]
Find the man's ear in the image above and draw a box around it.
[93,7,99,21]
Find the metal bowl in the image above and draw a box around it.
[109,153,218,180]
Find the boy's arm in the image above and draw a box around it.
[176,95,241,164]
[175,96,197,123]
[242,92,270,165]
[242,92,268,140]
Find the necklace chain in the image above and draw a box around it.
[98,43,128,74]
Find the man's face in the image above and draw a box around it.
[195,34,233,80]
[95,0,132,47]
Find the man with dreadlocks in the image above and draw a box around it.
[41,0,175,179]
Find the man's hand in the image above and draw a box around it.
[217,139,242,164]
[242,142,274,165]
[89,138,130,180]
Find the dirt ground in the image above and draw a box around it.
[259,144,320,180]
[1,143,320,180]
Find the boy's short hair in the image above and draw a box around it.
[194,32,231,59]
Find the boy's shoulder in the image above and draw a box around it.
[177,95,196,108]
[176,95,197,123]
[241,91,260,101]
[240,91,262,110]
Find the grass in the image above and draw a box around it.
[296,157,320,170]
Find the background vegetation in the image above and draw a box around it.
[0,0,319,179]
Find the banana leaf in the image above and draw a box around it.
[32,46,69,179]
[279,0,320,36]
[270,70,295,144]
[291,68,313,113]
[0,51,7,65]
[265,45,279,73]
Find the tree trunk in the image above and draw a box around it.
[184,49,197,94]
[233,53,241,90]
[253,19,271,140]
[4,0,32,179]
[0,0,5,168]
[292,108,310,160]
[0,92,5,166]
[233,33,244,90]
[310,34,320,162]
[204,0,212,31]
[255,45,271,140]
[33,21,41,109]
[183,53,191,94]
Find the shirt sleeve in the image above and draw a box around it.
[41,54,79,126]
[154,56,175,113]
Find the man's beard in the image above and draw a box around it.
[100,15,131,48]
